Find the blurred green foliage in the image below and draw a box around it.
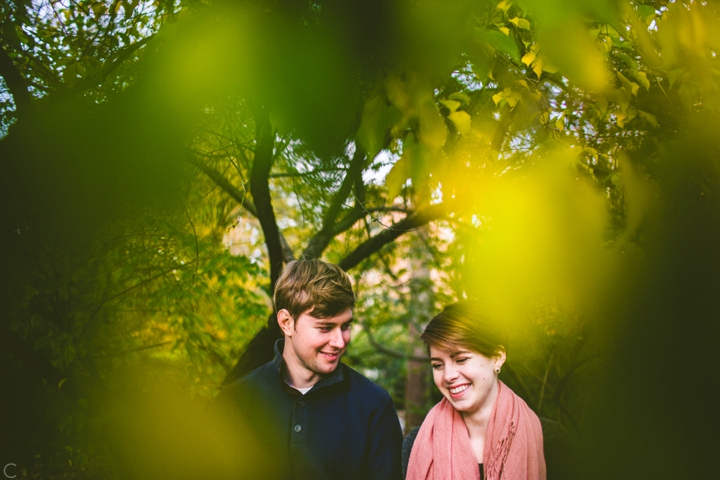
[2,0,720,478]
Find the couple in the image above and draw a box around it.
[219,259,569,480]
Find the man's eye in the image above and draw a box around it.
[318,327,332,332]
[341,323,352,331]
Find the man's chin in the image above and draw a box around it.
[316,352,343,371]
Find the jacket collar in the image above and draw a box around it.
[273,338,344,391]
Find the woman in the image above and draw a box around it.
[403,301,574,480]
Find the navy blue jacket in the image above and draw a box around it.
[218,340,403,480]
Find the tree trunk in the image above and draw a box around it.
[403,228,433,433]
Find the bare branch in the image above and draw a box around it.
[269,167,346,178]
[65,36,153,97]
[189,156,295,261]
[360,323,427,362]
[302,147,367,259]
[339,203,450,271]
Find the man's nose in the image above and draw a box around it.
[328,327,346,348]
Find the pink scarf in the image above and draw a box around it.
[406,381,546,480]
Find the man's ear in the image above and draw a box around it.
[277,309,294,336]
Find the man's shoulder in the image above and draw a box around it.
[340,363,393,403]
[221,360,276,399]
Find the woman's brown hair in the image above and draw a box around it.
[421,300,507,358]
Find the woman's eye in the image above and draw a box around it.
[456,357,468,364]
[319,327,332,332]
[431,364,443,370]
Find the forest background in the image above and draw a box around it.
[1,0,719,478]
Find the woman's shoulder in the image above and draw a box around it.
[401,426,421,479]
[538,417,579,480]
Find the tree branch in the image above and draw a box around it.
[189,157,295,261]
[250,107,285,286]
[64,36,154,98]
[339,202,450,271]
[0,44,33,119]
[301,147,367,259]
[360,323,427,362]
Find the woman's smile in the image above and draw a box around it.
[448,383,470,397]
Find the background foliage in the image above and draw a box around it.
[2,0,720,478]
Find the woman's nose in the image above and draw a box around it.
[443,364,459,383]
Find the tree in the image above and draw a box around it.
[3,0,720,477]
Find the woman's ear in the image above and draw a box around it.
[277,309,294,337]
[494,347,507,369]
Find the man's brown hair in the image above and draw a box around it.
[273,259,355,320]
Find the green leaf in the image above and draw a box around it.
[385,154,411,199]
[637,5,656,25]
[92,3,107,16]
[635,71,650,90]
[58,378,67,390]
[477,29,520,60]
[77,398,89,409]
[448,92,470,104]
[617,71,639,96]
[615,53,638,76]
[14,25,29,44]
[595,97,608,115]
[637,110,659,128]
[608,88,630,110]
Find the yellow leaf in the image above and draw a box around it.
[616,112,626,128]
[439,99,461,112]
[539,111,549,125]
[505,88,522,108]
[497,1,512,13]
[492,91,505,105]
[521,50,537,66]
[533,58,543,78]
[555,116,564,130]
[509,17,531,30]
[449,111,472,134]
[499,27,510,36]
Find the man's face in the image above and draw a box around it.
[280,308,353,382]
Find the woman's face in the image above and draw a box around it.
[429,345,505,417]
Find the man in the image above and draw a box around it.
[218,259,403,480]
